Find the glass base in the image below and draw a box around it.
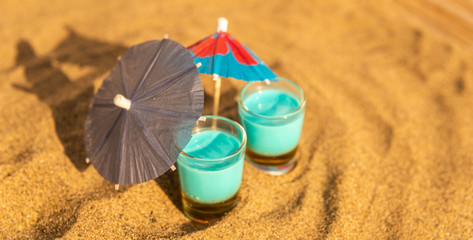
[182,192,239,224]
[246,147,298,175]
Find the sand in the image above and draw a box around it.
[1,0,473,239]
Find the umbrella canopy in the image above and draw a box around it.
[84,39,204,185]
[187,18,277,81]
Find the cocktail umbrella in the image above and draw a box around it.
[84,39,204,186]
[187,17,277,115]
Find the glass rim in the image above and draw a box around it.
[177,115,247,162]
[237,77,306,120]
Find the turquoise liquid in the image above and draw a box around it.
[239,89,304,156]
[177,129,244,204]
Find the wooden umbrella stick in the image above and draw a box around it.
[213,75,221,116]
[212,17,226,117]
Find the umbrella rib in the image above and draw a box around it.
[134,105,200,119]
[130,40,165,99]
[134,65,196,102]
[130,113,174,167]
[115,113,127,184]
[89,110,124,159]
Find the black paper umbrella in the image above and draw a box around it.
[84,39,203,185]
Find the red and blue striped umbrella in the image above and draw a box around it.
[187,18,277,81]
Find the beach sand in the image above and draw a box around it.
[1,0,473,239]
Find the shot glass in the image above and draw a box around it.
[237,77,306,175]
[176,115,246,223]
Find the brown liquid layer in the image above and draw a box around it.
[246,146,298,166]
[182,192,239,223]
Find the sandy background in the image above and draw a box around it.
[1,0,473,239]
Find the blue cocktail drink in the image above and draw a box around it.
[178,130,244,203]
[238,78,305,175]
[242,89,303,156]
[177,116,246,223]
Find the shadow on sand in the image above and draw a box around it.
[13,27,127,171]
[14,29,224,237]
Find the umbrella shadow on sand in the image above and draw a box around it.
[13,27,127,171]
[13,28,231,235]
